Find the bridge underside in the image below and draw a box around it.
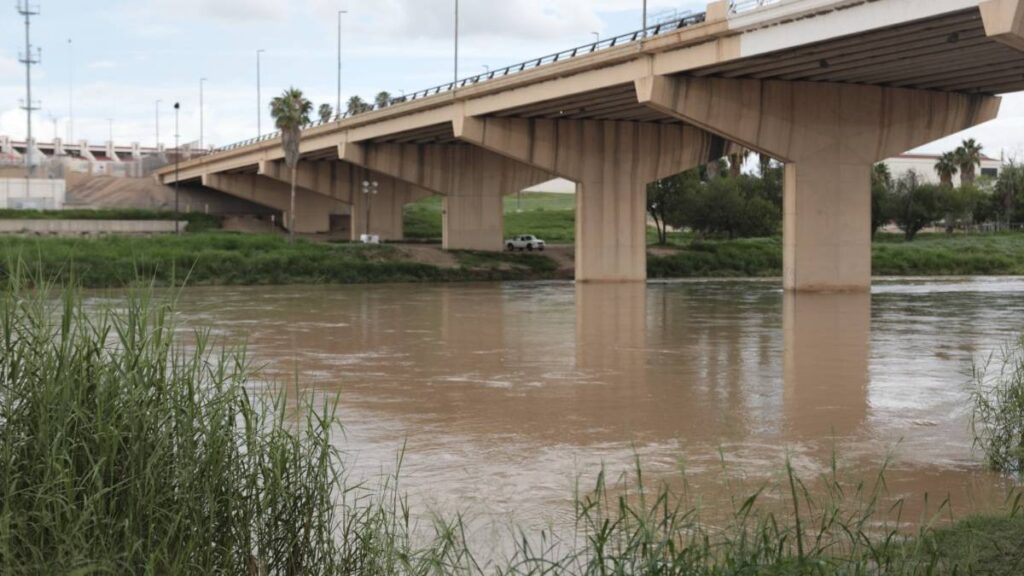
[157,0,1024,291]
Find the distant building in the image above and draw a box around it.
[884,153,1001,186]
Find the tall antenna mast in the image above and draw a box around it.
[17,1,42,185]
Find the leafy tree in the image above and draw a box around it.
[374,91,393,109]
[317,103,333,123]
[955,138,983,186]
[647,171,700,244]
[269,87,313,243]
[891,170,942,241]
[940,184,984,233]
[871,163,893,239]
[934,152,959,188]
[994,161,1024,226]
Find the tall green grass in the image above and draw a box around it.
[971,336,1024,475]
[0,208,222,233]
[1,269,1021,573]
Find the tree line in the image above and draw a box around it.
[648,140,1024,245]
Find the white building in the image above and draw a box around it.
[884,153,1001,186]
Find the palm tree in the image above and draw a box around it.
[955,138,983,186]
[270,87,313,243]
[346,95,370,116]
[374,91,393,110]
[934,152,958,188]
[317,103,333,123]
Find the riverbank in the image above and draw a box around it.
[2,279,1021,573]
[0,233,564,287]
[2,231,1023,287]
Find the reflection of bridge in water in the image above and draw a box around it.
[159,0,1024,291]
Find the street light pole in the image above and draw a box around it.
[453,0,459,89]
[362,179,378,238]
[199,77,207,150]
[174,102,180,234]
[257,49,265,137]
[107,118,113,143]
[67,38,73,142]
[155,99,161,147]
[337,10,347,119]
[642,0,648,36]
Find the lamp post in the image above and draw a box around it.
[107,118,113,143]
[453,0,459,88]
[337,10,347,119]
[174,102,180,234]
[643,0,648,34]
[199,77,207,151]
[155,99,161,147]
[362,179,378,238]
[67,38,73,142]
[591,31,599,43]
[256,49,265,137]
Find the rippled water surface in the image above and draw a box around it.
[170,278,1024,542]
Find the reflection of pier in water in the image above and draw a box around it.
[166,281,1020,536]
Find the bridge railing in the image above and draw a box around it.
[730,0,782,14]
[213,10,720,154]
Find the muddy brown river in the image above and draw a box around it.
[171,278,1023,549]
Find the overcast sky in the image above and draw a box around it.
[2,0,1023,159]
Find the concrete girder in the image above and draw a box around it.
[258,159,431,241]
[637,75,1001,292]
[981,0,1024,50]
[201,173,343,234]
[340,140,552,251]
[454,116,727,282]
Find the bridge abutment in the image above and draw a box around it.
[638,76,1000,291]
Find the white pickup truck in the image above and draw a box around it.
[505,235,546,252]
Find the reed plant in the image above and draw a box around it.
[971,336,1024,475]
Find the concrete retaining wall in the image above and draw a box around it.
[0,178,66,209]
[0,219,188,235]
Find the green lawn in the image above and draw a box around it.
[404,192,575,242]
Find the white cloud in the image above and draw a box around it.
[138,0,287,22]
[87,60,117,70]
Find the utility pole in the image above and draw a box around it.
[337,10,347,119]
[17,1,41,187]
[199,77,207,150]
[155,99,162,147]
[257,49,265,137]
[642,0,648,36]
[453,0,459,89]
[174,102,181,234]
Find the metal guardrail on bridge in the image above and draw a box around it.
[210,2,778,156]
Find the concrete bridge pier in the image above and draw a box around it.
[201,173,343,234]
[340,141,551,251]
[258,159,428,241]
[638,76,1000,292]
[456,117,727,282]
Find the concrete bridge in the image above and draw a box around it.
[155,0,1024,291]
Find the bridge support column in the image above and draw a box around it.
[638,76,1000,291]
[259,159,429,241]
[340,142,550,251]
[201,173,342,234]
[455,117,726,281]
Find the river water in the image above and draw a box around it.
[174,278,1023,547]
